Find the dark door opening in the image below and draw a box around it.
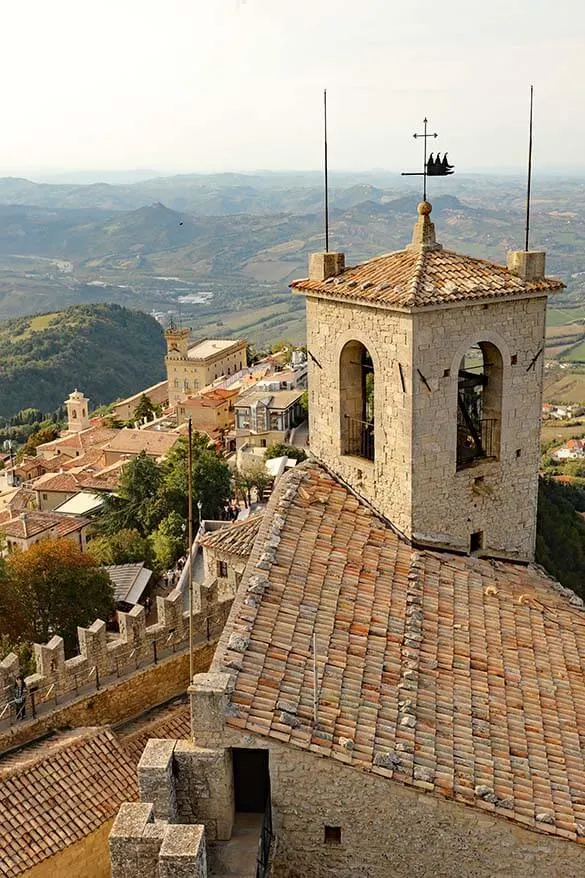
[232,748,270,813]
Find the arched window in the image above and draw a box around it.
[72,410,77,419]
[457,342,503,469]
[340,340,375,461]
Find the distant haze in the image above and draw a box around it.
[2,0,583,176]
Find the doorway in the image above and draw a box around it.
[232,748,270,812]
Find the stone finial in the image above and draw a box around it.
[308,252,345,281]
[407,201,442,252]
[507,249,546,281]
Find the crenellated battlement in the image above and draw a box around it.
[0,576,231,720]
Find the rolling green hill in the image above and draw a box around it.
[0,304,165,418]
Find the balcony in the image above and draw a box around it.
[344,416,375,461]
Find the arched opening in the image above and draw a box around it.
[340,340,375,461]
[457,342,503,469]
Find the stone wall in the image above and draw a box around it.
[110,803,207,878]
[411,296,546,560]
[305,292,547,560]
[0,643,214,754]
[0,576,232,752]
[25,818,114,878]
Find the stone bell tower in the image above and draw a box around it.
[65,389,90,433]
[291,202,564,561]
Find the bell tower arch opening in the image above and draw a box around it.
[339,340,375,461]
[456,341,503,470]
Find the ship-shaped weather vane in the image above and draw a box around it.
[401,117,454,201]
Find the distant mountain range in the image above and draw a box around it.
[0,171,583,340]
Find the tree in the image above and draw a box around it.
[299,390,309,416]
[133,394,161,424]
[95,451,164,536]
[150,512,185,569]
[18,422,60,458]
[162,433,232,521]
[1,540,114,655]
[234,464,271,508]
[265,443,307,463]
[88,528,155,568]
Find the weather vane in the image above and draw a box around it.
[401,117,454,201]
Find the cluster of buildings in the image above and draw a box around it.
[542,402,585,420]
[0,333,307,556]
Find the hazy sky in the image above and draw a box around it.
[1,0,581,176]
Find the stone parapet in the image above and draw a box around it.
[0,579,233,717]
[109,802,207,878]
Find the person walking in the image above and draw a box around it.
[13,675,26,721]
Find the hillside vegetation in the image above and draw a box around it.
[0,303,165,418]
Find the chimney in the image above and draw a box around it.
[308,252,345,282]
[507,250,546,281]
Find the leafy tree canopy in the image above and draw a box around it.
[161,433,232,521]
[536,477,585,599]
[150,511,186,570]
[88,528,155,569]
[95,451,163,537]
[265,442,307,463]
[0,539,114,655]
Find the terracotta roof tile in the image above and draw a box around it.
[1,511,89,539]
[219,463,585,843]
[0,728,137,876]
[291,248,564,310]
[200,514,264,558]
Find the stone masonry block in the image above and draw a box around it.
[33,635,65,677]
[158,824,207,878]
[138,738,178,821]
[189,672,231,737]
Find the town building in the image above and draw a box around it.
[2,510,90,553]
[176,388,239,434]
[234,389,304,439]
[110,204,585,878]
[111,380,169,423]
[64,389,90,433]
[165,328,247,406]
[100,427,181,465]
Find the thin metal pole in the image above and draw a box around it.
[188,417,194,681]
[324,89,329,252]
[423,117,428,202]
[525,85,534,252]
[312,632,318,724]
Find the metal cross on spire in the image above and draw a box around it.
[401,117,454,201]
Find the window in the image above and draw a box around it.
[42,493,47,500]
[217,560,228,578]
[456,342,503,469]
[470,530,483,553]
[72,410,77,418]
[340,340,375,461]
[324,826,341,845]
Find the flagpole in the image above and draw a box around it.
[187,417,194,680]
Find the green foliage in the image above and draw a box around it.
[150,512,185,570]
[133,394,161,423]
[536,477,585,599]
[95,452,163,537]
[18,422,60,459]
[0,303,165,419]
[94,436,232,552]
[0,635,35,676]
[299,390,308,415]
[264,443,307,463]
[88,528,155,569]
[0,539,114,656]
[234,464,271,508]
[161,433,232,522]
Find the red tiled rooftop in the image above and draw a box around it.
[0,727,137,877]
[217,463,585,844]
[200,513,264,558]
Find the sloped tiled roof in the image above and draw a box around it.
[0,727,137,876]
[32,472,81,493]
[1,511,89,539]
[218,463,585,844]
[118,700,191,763]
[291,248,564,309]
[101,427,180,457]
[290,206,564,309]
[200,513,264,558]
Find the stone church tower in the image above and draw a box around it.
[292,202,564,561]
[65,389,89,433]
